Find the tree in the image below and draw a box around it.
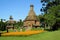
[18,19,23,27]
[44,5,60,30]
[40,0,60,30]
[0,19,6,31]
[41,0,60,13]
[38,15,46,27]
[14,19,23,28]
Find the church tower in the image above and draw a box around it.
[24,5,40,27]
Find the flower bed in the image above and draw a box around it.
[1,30,44,36]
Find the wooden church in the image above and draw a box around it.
[23,5,40,27]
[6,16,15,29]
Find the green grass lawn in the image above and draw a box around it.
[0,30,60,40]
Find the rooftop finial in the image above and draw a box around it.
[9,15,13,20]
[30,4,34,7]
[30,4,34,10]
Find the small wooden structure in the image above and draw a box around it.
[23,5,40,28]
[6,16,15,32]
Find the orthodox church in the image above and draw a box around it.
[23,5,40,27]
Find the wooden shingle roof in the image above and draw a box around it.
[24,5,39,21]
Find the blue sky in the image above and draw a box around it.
[0,0,42,21]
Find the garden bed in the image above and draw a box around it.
[1,30,44,36]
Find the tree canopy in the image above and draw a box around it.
[40,0,60,30]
